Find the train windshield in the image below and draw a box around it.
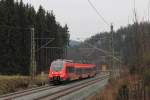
[51,61,64,72]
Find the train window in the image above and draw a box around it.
[82,68,85,74]
[76,68,81,74]
[51,61,63,72]
[89,68,92,72]
[86,69,88,73]
[72,67,75,72]
[66,66,71,73]
[87,68,88,73]
[76,68,79,74]
[79,68,81,74]
[83,69,85,74]
[86,68,88,73]
[88,68,91,73]
[66,66,74,73]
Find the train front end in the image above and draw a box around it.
[48,60,66,83]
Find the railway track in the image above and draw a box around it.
[0,74,109,100]
[36,75,109,100]
[0,85,56,100]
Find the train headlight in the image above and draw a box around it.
[60,73,65,77]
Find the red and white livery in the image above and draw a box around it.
[48,59,96,83]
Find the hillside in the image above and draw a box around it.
[69,40,80,47]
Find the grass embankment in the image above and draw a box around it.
[0,75,48,95]
[87,75,149,100]
[88,74,149,100]
[88,77,127,100]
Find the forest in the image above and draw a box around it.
[83,22,150,80]
[0,0,69,75]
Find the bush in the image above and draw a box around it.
[116,84,129,100]
[143,68,150,85]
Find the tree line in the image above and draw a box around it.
[82,22,150,78]
[0,0,69,75]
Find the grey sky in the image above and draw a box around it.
[22,0,149,41]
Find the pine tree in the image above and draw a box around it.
[0,0,69,75]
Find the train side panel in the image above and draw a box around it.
[48,60,97,84]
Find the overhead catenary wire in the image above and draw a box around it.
[85,0,121,63]
[87,0,110,26]
[148,0,150,22]
[36,38,55,52]
[83,42,121,63]
[133,0,138,23]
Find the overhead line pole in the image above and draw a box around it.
[87,0,121,78]
[30,28,55,80]
[110,24,115,79]
[30,27,36,80]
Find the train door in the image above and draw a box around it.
[66,66,75,80]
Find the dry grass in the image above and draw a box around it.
[0,76,30,95]
[87,78,124,100]
[96,78,126,100]
[34,74,49,86]
[87,74,145,100]
[0,74,49,95]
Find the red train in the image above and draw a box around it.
[48,59,96,83]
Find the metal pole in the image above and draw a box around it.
[111,24,115,79]
[30,27,36,79]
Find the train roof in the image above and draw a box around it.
[52,59,95,68]
[54,59,73,63]
[74,63,95,68]
[66,63,95,68]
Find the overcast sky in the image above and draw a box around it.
[22,0,149,41]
